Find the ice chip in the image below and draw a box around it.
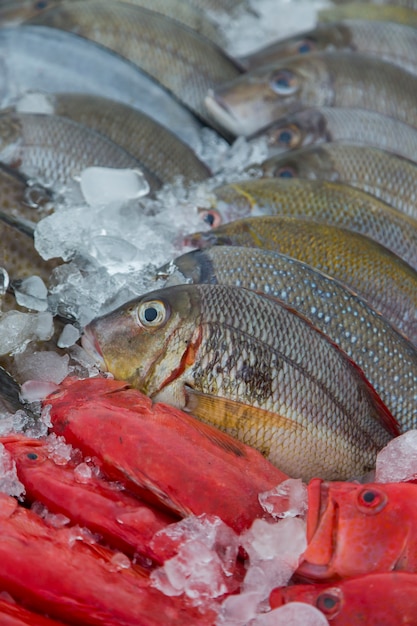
[217,591,265,626]
[15,351,70,384]
[89,235,139,268]
[57,323,81,348]
[20,380,60,403]
[375,430,417,482]
[259,479,308,519]
[15,92,55,114]
[250,603,330,626]
[80,167,150,206]
[0,311,53,355]
[0,443,25,498]
[242,518,307,565]
[45,433,74,464]
[0,268,9,297]
[74,462,93,483]
[14,276,48,311]
[108,552,131,572]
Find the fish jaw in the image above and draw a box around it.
[81,326,106,370]
[205,90,250,137]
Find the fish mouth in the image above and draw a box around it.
[81,326,107,370]
[205,90,248,137]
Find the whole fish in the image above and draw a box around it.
[319,3,417,27]
[197,178,417,271]
[1,434,175,563]
[188,216,417,345]
[239,19,417,76]
[205,51,417,136]
[270,572,417,625]
[0,111,162,193]
[82,284,398,481]
[0,492,215,625]
[48,377,289,531]
[256,107,417,165]
[297,478,417,580]
[256,143,417,220]
[26,0,242,129]
[30,92,211,185]
[159,245,417,433]
[0,25,203,151]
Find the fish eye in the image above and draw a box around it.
[270,124,302,149]
[357,487,387,513]
[297,38,316,54]
[316,589,342,617]
[35,0,48,8]
[26,452,38,460]
[199,209,222,229]
[269,69,298,95]
[136,299,169,328]
[276,165,296,178]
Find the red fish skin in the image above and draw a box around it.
[296,479,417,581]
[0,597,68,626]
[270,571,417,625]
[1,434,176,564]
[46,377,289,534]
[0,492,216,626]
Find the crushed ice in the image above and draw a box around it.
[0,443,25,499]
[375,430,417,483]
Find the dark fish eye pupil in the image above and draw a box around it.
[278,167,294,178]
[35,1,48,8]
[276,75,289,88]
[298,42,311,53]
[204,212,215,227]
[279,130,292,144]
[144,307,158,322]
[363,490,376,503]
[322,596,336,609]
[27,452,38,460]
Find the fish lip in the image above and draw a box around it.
[81,327,107,370]
[205,90,248,137]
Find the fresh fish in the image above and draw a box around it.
[319,3,417,28]
[270,572,417,625]
[297,478,417,579]
[188,216,417,345]
[197,178,417,271]
[256,143,417,220]
[256,107,417,165]
[0,491,215,625]
[0,25,204,150]
[159,246,417,433]
[48,377,289,531]
[239,19,417,76]
[27,92,211,185]
[26,0,242,129]
[205,51,417,136]
[82,284,398,481]
[0,111,162,193]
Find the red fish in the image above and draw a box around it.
[46,377,289,533]
[0,492,215,625]
[1,434,176,564]
[0,597,68,626]
[270,571,417,625]
[296,478,417,581]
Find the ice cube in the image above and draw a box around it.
[20,380,60,403]
[375,430,417,483]
[13,276,48,311]
[15,351,70,384]
[0,311,53,355]
[45,433,74,464]
[80,167,150,206]
[241,518,307,566]
[259,479,308,519]
[250,603,330,626]
[0,443,25,498]
[57,324,81,348]
[217,591,265,626]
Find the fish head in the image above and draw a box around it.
[2,435,47,468]
[297,479,414,580]
[205,54,332,137]
[270,581,344,621]
[82,285,203,405]
[260,145,335,181]
[260,108,332,153]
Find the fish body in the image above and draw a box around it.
[205,51,417,136]
[1,434,175,563]
[319,2,417,27]
[0,597,68,625]
[0,111,161,193]
[270,572,417,625]
[26,0,242,128]
[33,93,211,184]
[188,216,417,345]
[239,19,417,76]
[257,143,417,220]
[160,245,417,433]
[202,178,417,271]
[257,106,417,165]
[297,478,417,580]
[0,25,203,150]
[83,284,398,481]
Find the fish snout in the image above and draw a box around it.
[81,326,106,370]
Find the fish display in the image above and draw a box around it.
[159,245,417,432]
[205,51,417,136]
[0,25,204,150]
[270,572,417,625]
[33,93,211,185]
[26,0,242,129]
[81,284,398,481]
[188,216,417,345]
[196,178,417,271]
[256,107,417,165]
[239,19,417,76]
[319,2,417,27]
[256,143,417,220]
[297,478,417,580]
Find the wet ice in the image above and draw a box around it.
[13,276,48,312]
[0,444,25,498]
[0,311,53,355]
[259,479,308,519]
[375,430,417,483]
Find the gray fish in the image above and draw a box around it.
[159,245,417,433]
[0,25,203,151]
[205,51,417,136]
[188,215,417,346]
[0,111,162,193]
[319,3,417,27]
[35,93,211,185]
[83,282,397,480]
[254,107,417,165]
[238,19,417,77]
[256,143,417,221]
[26,0,242,129]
